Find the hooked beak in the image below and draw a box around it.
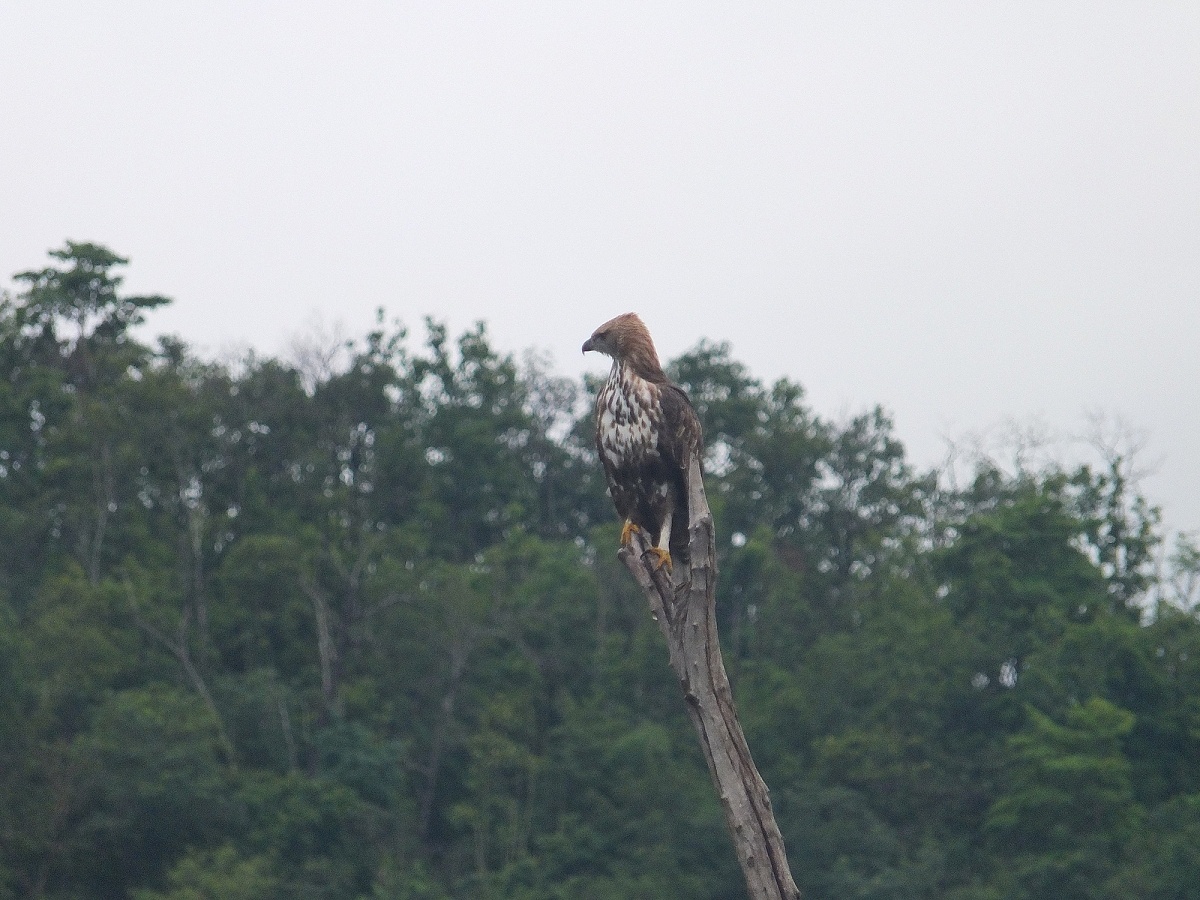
[582,337,594,354]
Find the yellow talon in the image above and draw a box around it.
[620,520,641,546]
[648,546,673,573]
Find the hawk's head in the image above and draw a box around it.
[582,313,665,381]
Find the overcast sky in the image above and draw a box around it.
[3,3,1198,540]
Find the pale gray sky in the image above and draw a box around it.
[3,3,1198,539]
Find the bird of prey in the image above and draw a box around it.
[583,313,703,573]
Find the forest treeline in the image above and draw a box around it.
[2,242,1200,900]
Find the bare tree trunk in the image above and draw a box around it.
[301,579,342,723]
[619,457,800,900]
[85,440,114,586]
[418,638,472,841]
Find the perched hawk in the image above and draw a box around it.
[583,313,703,573]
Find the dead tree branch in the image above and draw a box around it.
[619,456,800,900]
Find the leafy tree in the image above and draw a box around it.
[11,243,167,361]
[4,241,1197,900]
[68,687,233,895]
[986,699,1140,899]
[131,845,281,900]
[936,471,1107,678]
[1106,792,1200,899]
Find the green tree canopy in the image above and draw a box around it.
[2,242,1197,900]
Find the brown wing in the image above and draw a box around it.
[657,384,703,563]
[658,383,703,479]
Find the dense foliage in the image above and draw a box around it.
[2,243,1199,900]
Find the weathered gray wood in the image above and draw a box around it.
[619,456,801,900]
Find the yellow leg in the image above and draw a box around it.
[620,520,641,546]
[648,546,673,573]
